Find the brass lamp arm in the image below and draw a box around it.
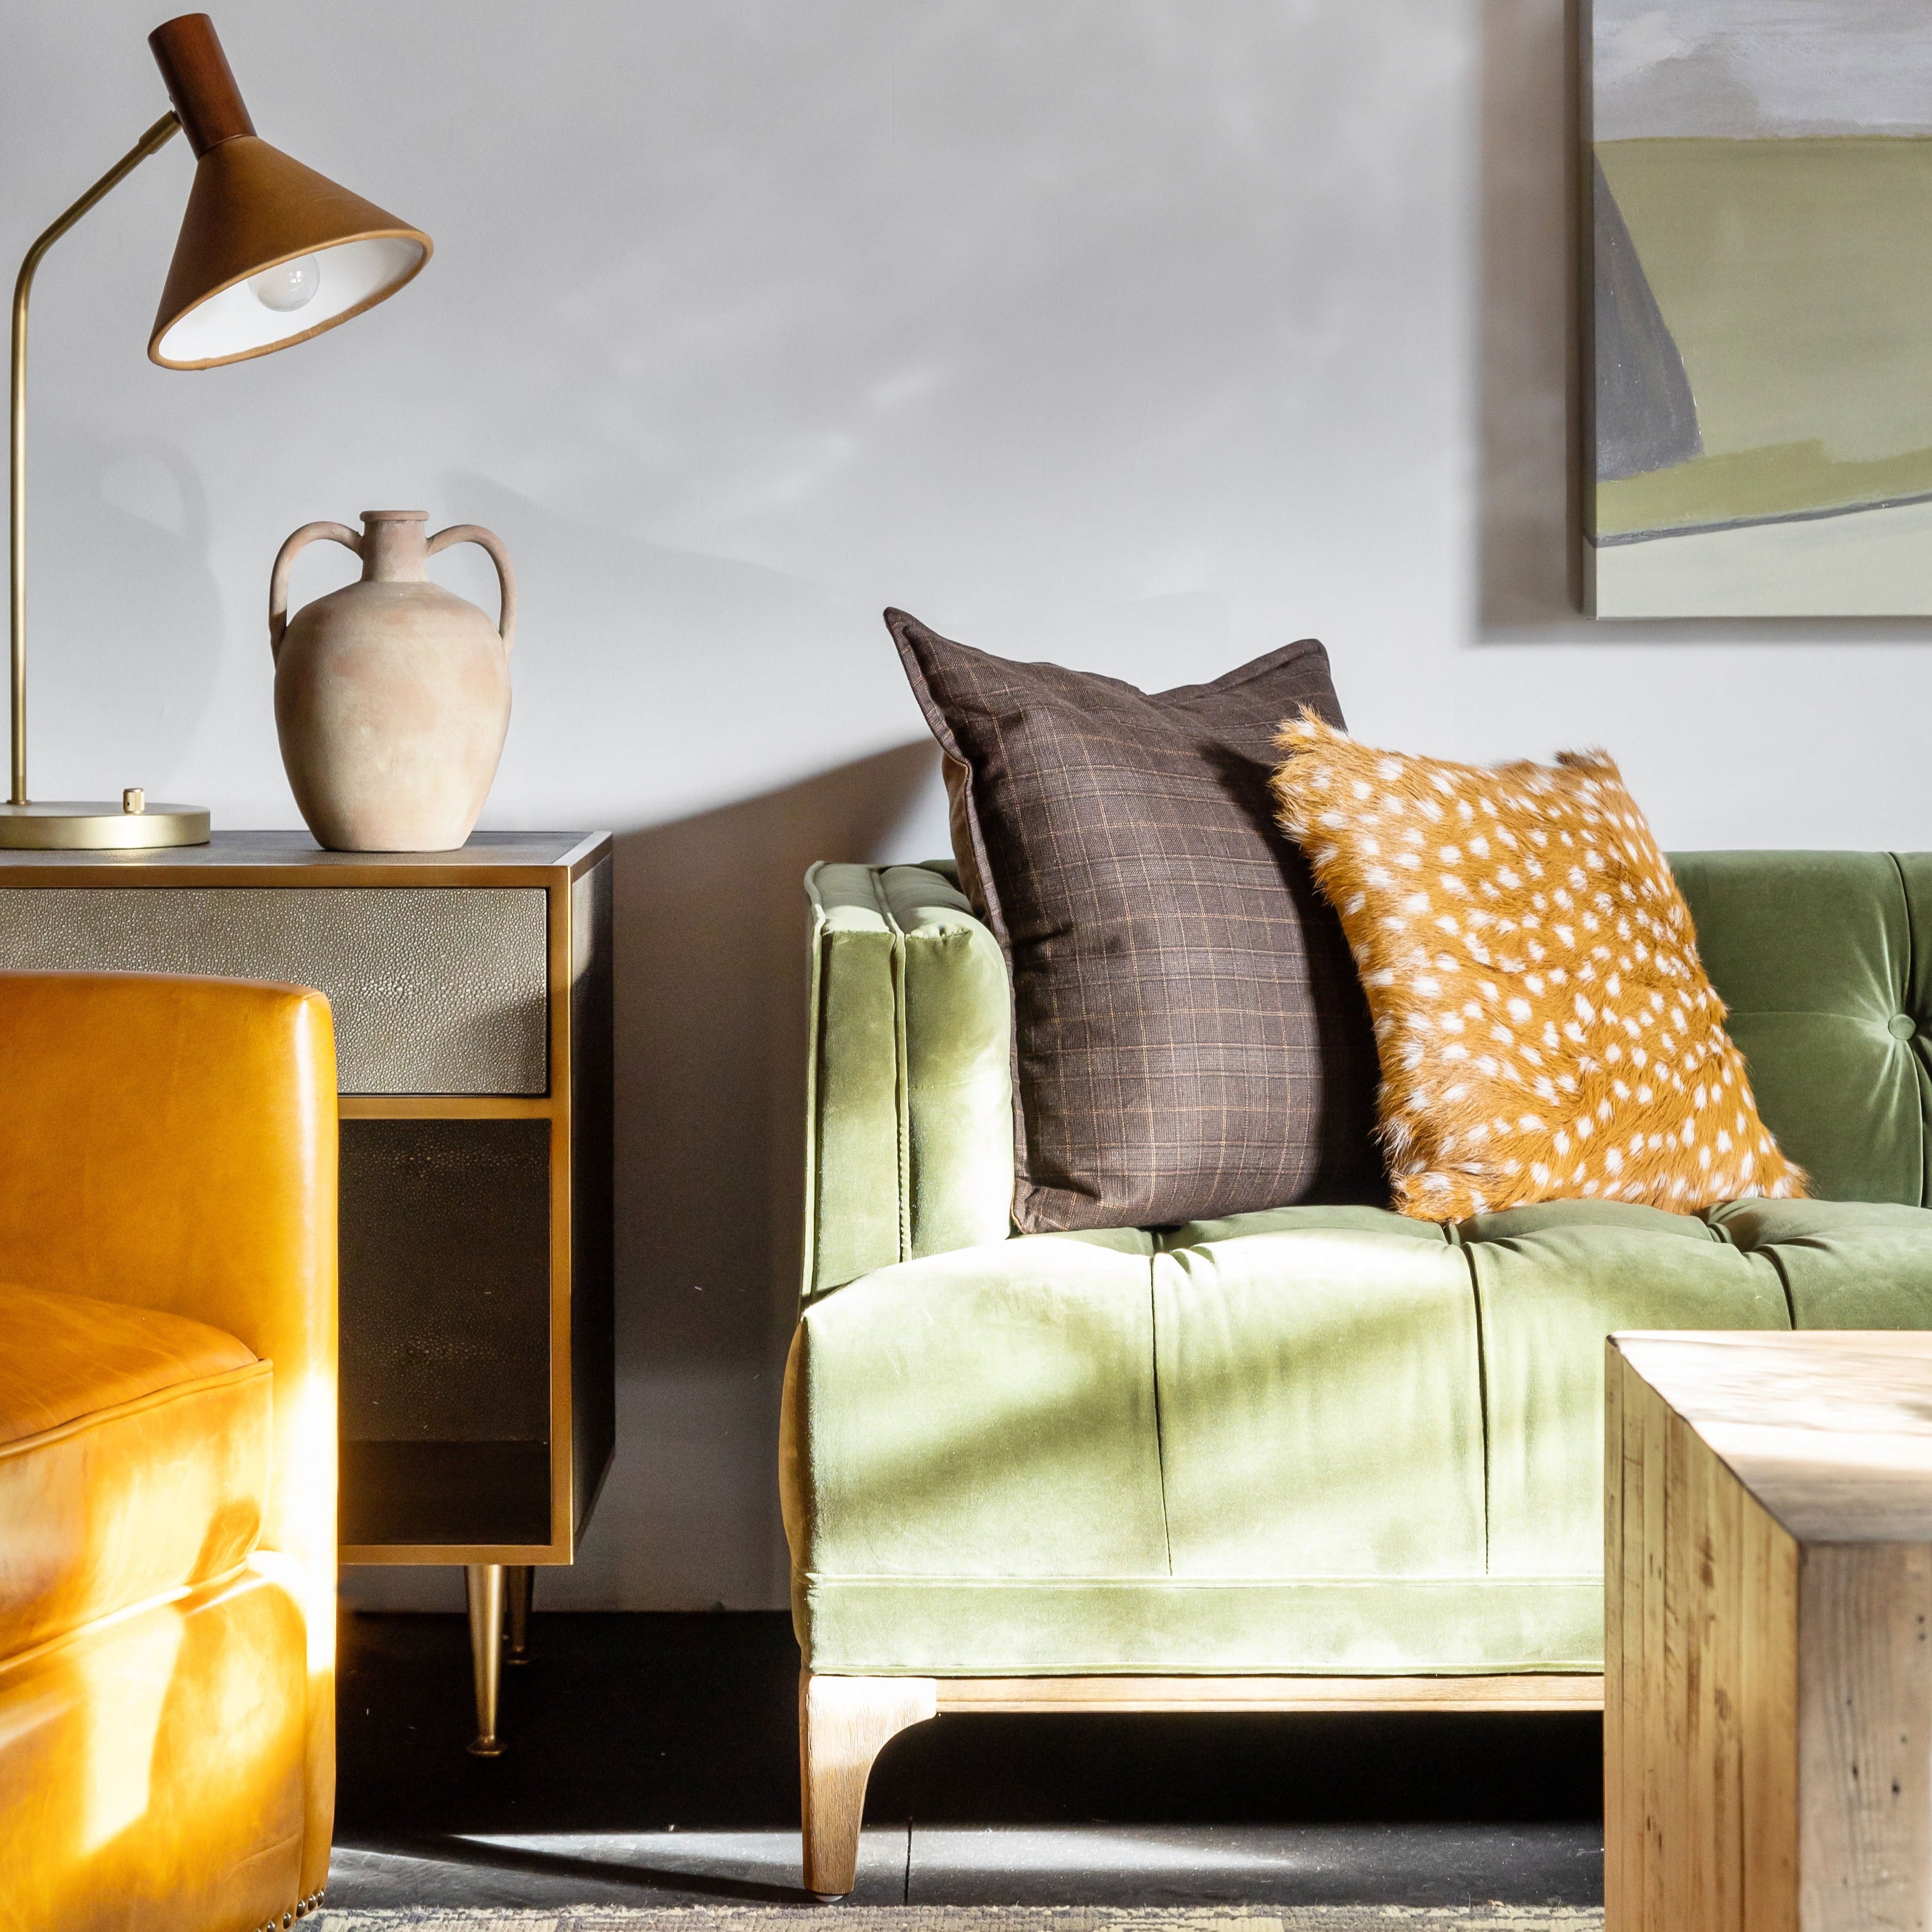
[9,109,181,807]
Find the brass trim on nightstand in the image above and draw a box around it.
[343,1540,566,1568]
[546,866,576,1562]
[338,1095,553,1120]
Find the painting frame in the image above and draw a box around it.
[1580,0,1932,618]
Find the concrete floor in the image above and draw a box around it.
[328,1611,1604,1911]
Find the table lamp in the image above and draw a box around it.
[5,12,432,849]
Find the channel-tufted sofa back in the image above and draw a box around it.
[803,852,1932,1299]
[1674,852,1932,1206]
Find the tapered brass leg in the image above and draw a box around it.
[465,1564,506,1756]
[506,1565,534,1666]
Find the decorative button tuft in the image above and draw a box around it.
[1890,1013,1918,1041]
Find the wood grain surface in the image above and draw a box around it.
[1607,1331,1932,1932]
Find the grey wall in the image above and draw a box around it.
[7,1,1929,1611]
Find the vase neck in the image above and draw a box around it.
[359,512,431,582]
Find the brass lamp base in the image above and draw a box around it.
[0,800,210,850]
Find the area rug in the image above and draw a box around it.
[315,1908,1604,1930]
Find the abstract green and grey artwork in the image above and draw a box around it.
[1585,2,1932,616]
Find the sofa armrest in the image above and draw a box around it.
[803,863,1013,1299]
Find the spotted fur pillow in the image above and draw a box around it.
[1270,715,1806,1221]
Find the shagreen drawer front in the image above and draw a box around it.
[0,887,549,1094]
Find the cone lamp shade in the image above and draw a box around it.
[147,14,431,368]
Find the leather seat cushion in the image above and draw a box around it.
[0,1285,271,1661]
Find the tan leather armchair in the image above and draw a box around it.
[0,973,337,1932]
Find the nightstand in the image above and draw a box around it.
[0,831,614,1753]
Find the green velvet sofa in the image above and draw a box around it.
[781,849,1932,1895]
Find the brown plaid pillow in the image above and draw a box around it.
[889,609,1383,1232]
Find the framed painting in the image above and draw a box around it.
[1583,2,1932,617]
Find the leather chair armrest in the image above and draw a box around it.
[0,970,337,1568]
[0,969,337,1893]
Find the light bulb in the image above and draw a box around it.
[249,255,322,313]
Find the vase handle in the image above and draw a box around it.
[428,524,517,654]
[269,521,362,663]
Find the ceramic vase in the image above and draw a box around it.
[269,510,516,852]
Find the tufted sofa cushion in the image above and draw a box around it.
[784,1195,1932,1676]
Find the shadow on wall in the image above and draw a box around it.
[29,423,223,793]
[1475,0,1577,638]
[342,740,939,1614]
[582,739,941,1609]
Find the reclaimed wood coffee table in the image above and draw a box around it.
[1606,1330,1932,1932]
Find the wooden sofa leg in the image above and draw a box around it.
[799,1670,937,1899]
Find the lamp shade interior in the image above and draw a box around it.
[148,132,431,370]
[153,234,426,367]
